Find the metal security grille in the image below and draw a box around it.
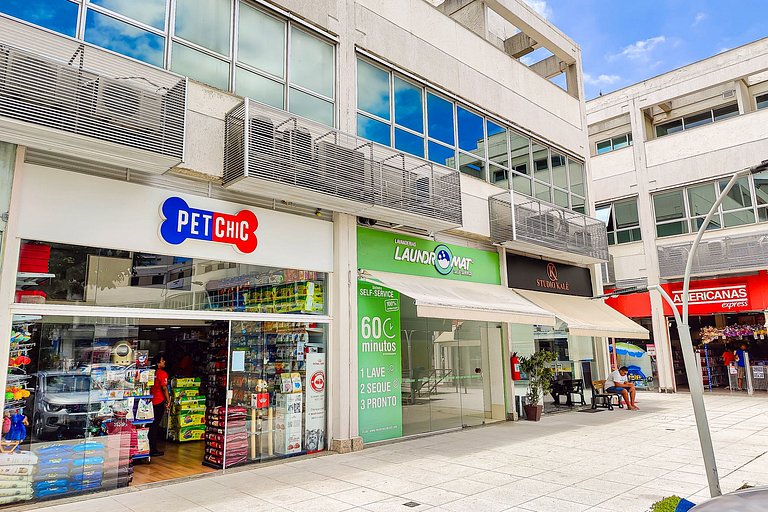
[223,98,462,231]
[489,190,609,264]
[0,18,186,172]
[657,231,768,279]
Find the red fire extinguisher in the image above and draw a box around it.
[511,352,521,381]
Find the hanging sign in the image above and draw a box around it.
[753,366,765,379]
[646,344,656,357]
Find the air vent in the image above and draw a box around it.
[723,89,736,99]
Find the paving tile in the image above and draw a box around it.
[329,487,394,507]
[518,496,591,512]
[400,486,465,506]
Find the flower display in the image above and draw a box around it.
[722,324,755,338]
[699,326,723,344]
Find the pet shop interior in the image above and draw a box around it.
[5,316,326,503]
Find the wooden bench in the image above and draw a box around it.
[591,379,624,410]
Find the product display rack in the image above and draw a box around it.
[203,270,324,314]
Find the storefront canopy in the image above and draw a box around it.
[515,289,650,340]
[361,270,556,326]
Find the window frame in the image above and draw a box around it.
[756,92,768,111]
[596,197,642,245]
[595,132,633,155]
[654,102,739,138]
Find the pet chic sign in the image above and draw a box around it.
[160,197,258,253]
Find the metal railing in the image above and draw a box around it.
[658,230,768,279]
[489,190,609,263]
[223,98,463,230]
[0,33,185,165]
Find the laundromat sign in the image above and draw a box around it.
[357,227,500,284]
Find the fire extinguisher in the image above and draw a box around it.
[510,352,521,381]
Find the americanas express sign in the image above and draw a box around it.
[357,227,500,285]
[160,197,258,253]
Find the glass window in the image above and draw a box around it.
[757,93,768,110]
[568,159,585,197]
[683,110,713,129]
[723,210,755,227]
[172,42,229,91]
[614,199,640,230]
[596,140,612,155]
[754,171,768,206]
[394,128,424,158]
[357,59,390,120]
[427,141,455,168]
[90,0,167,30]
[458,152,484,180]
[510,131,530,175]
[595,204,611,226]
[656,119,683,137]
[289,87,333,126]
[657,221,688,238]
[654,190,686,222]
[553,189,569,208]
[394,77,423,133]
[532,142,549,183]
[426,93,455,146]
[533,181,551,202]
[235,67,284,108]
[357,115,390,146]
[713,103,739,122]
[175,0,231,56]
[456,107,484,153]
[687,183,716,217]
[85,10,165,67]
[571,194,585,211]
[289,27,334,98]
[238,3,285,78]
[486,120,508,167]
[719,177,752,210]
[0,0,79,37]
[489,164,508,188]
[612,134,630,150]
[551,152,567,189]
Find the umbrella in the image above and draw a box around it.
[611,342,646,358]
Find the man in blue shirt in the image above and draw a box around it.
[735,344,748,391]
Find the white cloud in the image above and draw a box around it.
[523,0,552,20]
[584,73,621,86]
[609,36,667,62]
[693,12,707,26]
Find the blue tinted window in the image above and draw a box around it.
[457,106,483,153]
[427,93,454,146]
[394,77,423,133]
[428,141,455,168]
[395,129,424,158]
[357,59,390,120]
[1,0,79,37]
[357,114,391,146]
[85,10,164,67]
[90,0,166,30]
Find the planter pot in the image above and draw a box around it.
[523,404,542,421]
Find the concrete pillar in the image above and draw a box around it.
[0,142,16,271]
[328,212,362,453]
[497,246,515,419]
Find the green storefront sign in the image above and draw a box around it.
[357,226,501,285]
[358,281,402,442]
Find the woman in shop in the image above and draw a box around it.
[149,354,170,457]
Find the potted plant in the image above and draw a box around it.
[519,350,556,421]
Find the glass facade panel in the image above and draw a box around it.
[596,140,611,155]
[755,171,768,205]
[654,190,686,221]
[90,0,167,30]
[426,93,455,146]
[394,128,424,158]
[357,114,390,146]
[758,93,768,110]
[687,183,716,217]
[683,110,712,129]
[568,160,585,196]
[289,27,333,98]
[456,107,484,153]
[175,0,231,55]
[490,164,509,188]
[172,42,230,91]
[357,59,390,120]
[235,67,284,108]
[487,120,508,167]
[614,199,639,229]
[393,77,423,133]
[534,180,551,202]
[657,221,688,237]
[553,189,569,208]
[723,210,755,227]
[427,141,455,168]
[458,152,484,180]
[238,3,285,78]
[656,119,683,137]
[1,0,79,37]
[612,134,629,150]
[551,152,567,189]
[289,87,333,126]
[512,172,532,195]
[532,142,549,183]
[85,10,165,67]
[713,103,739,122]
[719,177,752,210]
[510,132,530,175]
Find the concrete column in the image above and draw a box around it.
[328,212,361,453]
[497,246,515,419]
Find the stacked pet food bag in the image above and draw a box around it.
[31,440,116,499]
[167,377,206,443]
[0,448,35,505]
[203,406,247,468]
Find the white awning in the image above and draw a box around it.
[361,270,555,326]
[515,289,650,340]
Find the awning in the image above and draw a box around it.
[360,270,555,326]
[515,289,650,339]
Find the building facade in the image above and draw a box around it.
[588,37,768,393]
[0,0,645,505]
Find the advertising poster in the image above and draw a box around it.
[357,280,402,443]
[304,352,326,452]
[275,393,302,454]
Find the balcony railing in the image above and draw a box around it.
[489,190,609,264]
[657,231,768,279]
[0,20,186,174]
[223,98,462,231]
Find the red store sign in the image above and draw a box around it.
[670,284,750,314]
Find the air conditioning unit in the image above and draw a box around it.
[246,115,276,180]
[92,77,163,133]
[525,213,557,238]
[0,49,78,110]
[315,141,372,202]
[277,126,313,185]
[412,176,431,207]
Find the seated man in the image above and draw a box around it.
[605,366,639,410]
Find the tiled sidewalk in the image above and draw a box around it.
[18,392,768,512]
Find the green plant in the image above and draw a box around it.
[650,496,681,512]
[518,350,556,404]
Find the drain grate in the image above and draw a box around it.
[403,502,421,508]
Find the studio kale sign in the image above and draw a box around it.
[357,227,500,284]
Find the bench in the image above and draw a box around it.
[591,379,624,410]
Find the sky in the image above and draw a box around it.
[523,0,768,100]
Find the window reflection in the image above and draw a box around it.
[532,142,549,183]
[427,93,454,146]
[427,141,455,168]
[568,159,585,196]
[395,128,424,158]
[238,3,285,78]
[171,42,229,91]
[236,67,284,108]
[290,27,333,98]
[175,0,231,55]
[534,180,551,202]
[457,107,484,153]
[85,10,165,67]
[90,0,167,30]
[512,173,532,195]
[357,114,390,146]
[289,88,334,126]
[551,152,567,189]
[1,0,79,37]
[357,59,390,120]
[487,121,508,167]
[458,152,484,180]
[489,164,508,188]
[394,77,423,133]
